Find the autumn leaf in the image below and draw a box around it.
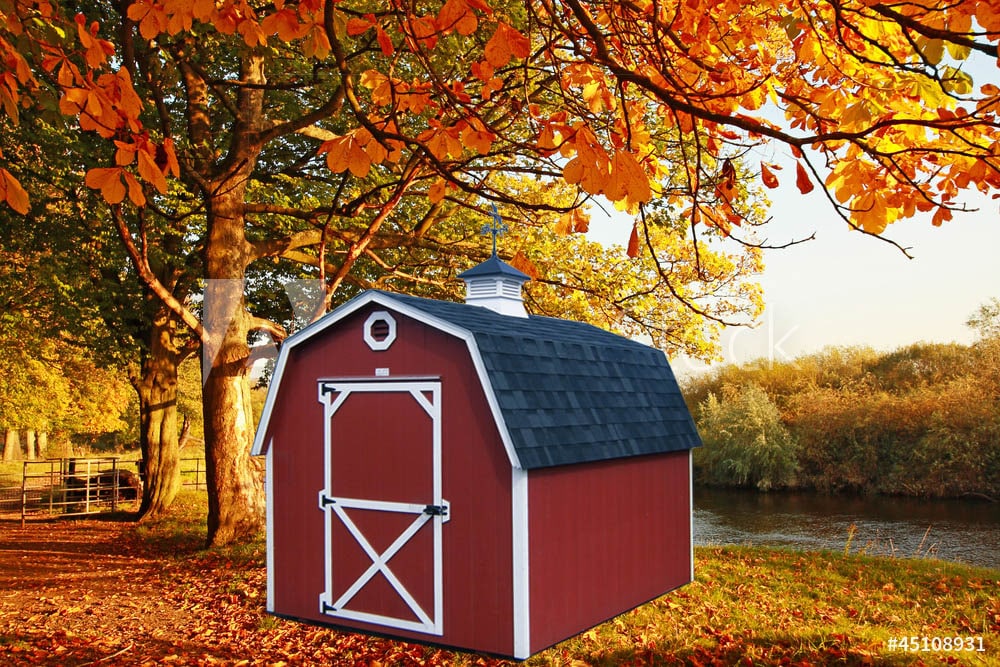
[608,150,652,207]
[626,222,640,258]
[303,25,331,60]
[554,211,574,236]
[509,250,540,279]
[137,148,168,193]
[346,16,374,36]
[438,0,478,36]
[716,158,737,201]
[484,22,531,67]
[126,0,167,40]
[161,138,181,178]
[123,171,146,207]
[237,18,267,47]
[0,168,29,214]
[760,162,780,189]
[460,120,494,155]
[795,161,814,194]
[261,8,306,42]
[376,26,394,56]
[85,167,127,204]
[319,134,372,178]
[554,208,590,235]
[428,178,447,203]
[408,16,439,49]
[932,206,952,226]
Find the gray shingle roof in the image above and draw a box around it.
[375,291,701,469]
[456,255,531,280]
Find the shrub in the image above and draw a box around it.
[694,383,798,491]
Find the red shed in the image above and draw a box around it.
[251,256,701,659]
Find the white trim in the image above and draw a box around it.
[265,442,275,612]
[251,291,523,470]
[317,379,446,636]
[363,310,397,350]
[511,467,530,659]
[689,450,695,583]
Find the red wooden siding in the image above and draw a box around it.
[526,450,692,653]
[266,305,515,655]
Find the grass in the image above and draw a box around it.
[125,491,999,666]
[550,547,998,665]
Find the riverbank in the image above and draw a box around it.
[0,491,997,665]
[695,485,1000,570]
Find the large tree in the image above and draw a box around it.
[8,0,995,544]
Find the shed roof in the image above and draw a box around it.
[252,290,701,470]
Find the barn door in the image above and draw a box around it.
[317,379,447,635]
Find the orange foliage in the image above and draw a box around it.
[0,0,999,247]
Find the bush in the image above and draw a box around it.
[694,383,798,491]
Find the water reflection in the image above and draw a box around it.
[693,487,1000,570]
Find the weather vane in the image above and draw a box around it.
[481,202,508,257]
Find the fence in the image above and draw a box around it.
[0,457,143,525]
[179,457,207,490]
[0,457,210,524]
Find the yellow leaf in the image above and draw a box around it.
[554,211,574,236]
[303,25,331,60]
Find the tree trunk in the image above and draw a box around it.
[25,430,36,460]
[37,432,47,458]
[197,49,268,548]
[203,350,265,546]
[200,180,267,545]
[136,304,184,519]
[3,430,19,461]
[201,241,266,546]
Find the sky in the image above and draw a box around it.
[587,182,1000,375]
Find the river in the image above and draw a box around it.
[693,487,1000,571]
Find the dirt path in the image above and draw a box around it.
[0,518,214,664]
[0,518,492,666]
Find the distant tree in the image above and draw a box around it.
[967,298,1000,341]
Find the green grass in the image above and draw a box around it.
[130,488,210,554]
[0,460,23,485]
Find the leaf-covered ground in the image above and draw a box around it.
[0,493,997,666]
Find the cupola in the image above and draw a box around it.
[457,255,531,318]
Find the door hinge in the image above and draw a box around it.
[318,493,336,509]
